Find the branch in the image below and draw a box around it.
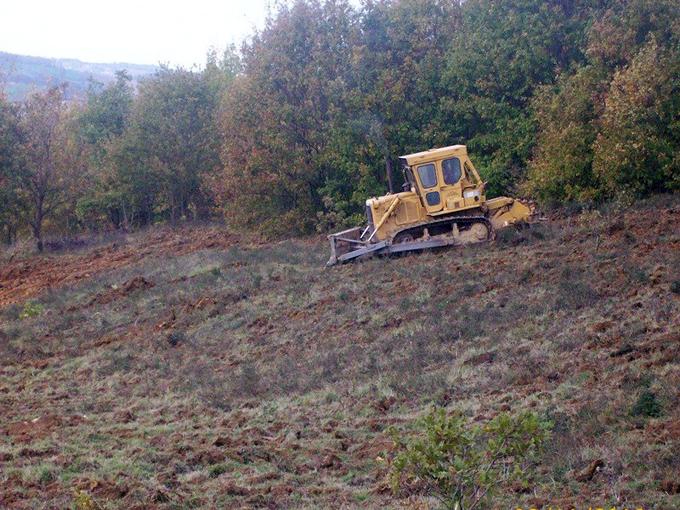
[466,434,511,510]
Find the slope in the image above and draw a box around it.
[0,195,678,509]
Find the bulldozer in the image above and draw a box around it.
[327,144,536,266]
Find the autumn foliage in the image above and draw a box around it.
[1,0,678,246]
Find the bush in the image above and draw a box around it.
[631,390,662,418]
[390,407,550,510]
[670,280,680,295]
[72,490,99,510]
[19,301,44,320]
[593,39,680,197]
[208,463,229,478]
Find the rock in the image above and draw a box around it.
[222,481,250,496]
[606,219,625,235]
[269,484,294,497]
[575,459,604,482]
[547,372,561,382]
[322,419,339,431]
[166,330,185,347]
[649,265,665,284]
[152,489,170,503]
[373,396,396,413]
[590,320,614,333]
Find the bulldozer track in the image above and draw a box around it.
[392,215,494,244]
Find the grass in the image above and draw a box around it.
[0,195,678,508]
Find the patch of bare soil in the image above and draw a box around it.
[0,226,244,307]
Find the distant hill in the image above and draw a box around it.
[0,52,158,101]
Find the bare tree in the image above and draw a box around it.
[16,85,73,251]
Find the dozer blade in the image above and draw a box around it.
[328,234,486,266]
[328,240,389,266]
[327,227,384,266]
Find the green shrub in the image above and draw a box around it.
[631,390,662,418]
[208,463,229,478]
[72,490,99,510]
[670,280,680,295]
[19,301,44,320]
[390,407,550,510]
[36,464,56,485]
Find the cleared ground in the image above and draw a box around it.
[1,196,679,509]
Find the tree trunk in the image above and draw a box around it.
[121,201,129,232]
[34,223,43,252]
[33,203,44,252]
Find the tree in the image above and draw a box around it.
[75,71,135,230]
[217,0,357,235]
[78,71,133,161]
[123,66,222,223]
[524,66,609,204]
[317,0,463,228]
[0,92,23,244]
[15,85,76,251]
[593,39,680,196]
[525,0,680,205]
[440,0,589,196]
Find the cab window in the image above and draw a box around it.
[442,158,461,185]
[417,164,437,188]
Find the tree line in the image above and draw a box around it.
[1,0,678,249]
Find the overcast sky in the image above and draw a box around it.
[0,0,274,67]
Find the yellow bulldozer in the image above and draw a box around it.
[327,144,536,266]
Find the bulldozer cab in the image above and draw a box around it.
[400,145,484,216]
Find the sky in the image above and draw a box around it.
[0,0,274,67]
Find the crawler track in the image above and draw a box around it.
[328,216,494,265]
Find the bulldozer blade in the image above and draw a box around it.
[328,240,389,266]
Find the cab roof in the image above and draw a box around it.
[400,145,468,166]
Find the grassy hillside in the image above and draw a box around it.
[0,52,156,101]
[0,196,679,509]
